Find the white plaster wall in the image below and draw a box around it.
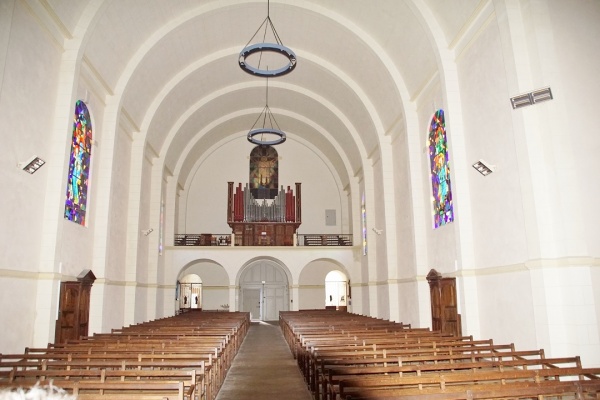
[548,1,600,258]
[372,156,388,282]
[457,20,528,269]
[101,282,126,332]
[392,129,418,279]
[0,1,62,353]
[298,260,346,310]
[104,127,132,281]
[371,154,391,320]
[475,269,536,348]
[0,276,37,353]
[136,155,153,285]
[183,136,345,235]
[529,265,600,367]
[0,1,61,273]
[397,281,424,328]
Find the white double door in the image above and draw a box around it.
[241,285,286,321]
[239,261,288,321]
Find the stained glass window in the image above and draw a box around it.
[64,100,92,225]
[249,145,279,199]
[361,192,367,256]
[428,109,454,228]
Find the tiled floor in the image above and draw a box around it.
[215,321,313,400]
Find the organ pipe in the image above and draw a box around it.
[227,182,301,223]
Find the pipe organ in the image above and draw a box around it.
[228,182,301,246]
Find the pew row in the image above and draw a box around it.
[280,310,600,400]
[0,311,250,400]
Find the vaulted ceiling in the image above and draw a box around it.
[46,0,482,188]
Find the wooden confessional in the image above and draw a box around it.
[55,269,96,344]
[426,269,462,336]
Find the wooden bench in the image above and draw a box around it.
[333,366,600,400]
[0,311,250,400]
[324,355,583,400]
[279,310,600,400]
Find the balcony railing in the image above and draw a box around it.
[297,234,353,246]
[173,233,353,247]
[174,234,231,246]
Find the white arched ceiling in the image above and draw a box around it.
[48,0,484,191]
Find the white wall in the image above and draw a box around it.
[549,1,600,258]
[297,260,347,310]
[0,0,62,353]
[182,136,346,236]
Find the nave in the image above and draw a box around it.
[215,321,312,400]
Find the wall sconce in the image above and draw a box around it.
[472,159,495,176]
[18,156,45,174]
[510,87,553,109]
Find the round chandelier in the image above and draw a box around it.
[239,0,297,78]
[247,78,286,146]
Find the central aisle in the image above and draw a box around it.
[215,321,313,400]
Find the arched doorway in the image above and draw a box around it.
[239,260,289,321]
[176,260,230,313]
[177,274,202,311]
[325,270,349,311]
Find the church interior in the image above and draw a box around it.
[1,0,600,397]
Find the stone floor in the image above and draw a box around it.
[215,321,313,400]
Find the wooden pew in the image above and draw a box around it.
[279,310,600,400]
[333,366,600,400]
[0,311,250,400]
[324,356,584,400]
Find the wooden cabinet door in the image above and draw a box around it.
[427,269,461,336]
[55,270,95,344]
[55,281,81,344]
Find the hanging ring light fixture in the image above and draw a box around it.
[247,77,287,146]
[239,0,297,78]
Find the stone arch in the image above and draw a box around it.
[236,258,291,321]
[176,259,230,312]
[325,270,349,310]
[298,258,351,311]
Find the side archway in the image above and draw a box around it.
[176,260,230,313]
[325,270,349,311]
[299,259,351,311]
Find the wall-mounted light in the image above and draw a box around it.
[18,156,45,174]
[510,87,553,109]
[141,228,154,236]
[472,159,495,176]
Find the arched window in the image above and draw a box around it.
[428,110,454,228]
[64,100,92,226]
[325,270,348,309]
[361,192,367,255]
[249,145,278,199]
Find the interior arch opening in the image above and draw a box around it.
[325,270,349,311]
[238,260,289,321]
[177,274,202,312]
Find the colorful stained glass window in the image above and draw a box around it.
[64,100,92,225]
[428,109,454,228]
[249,145,279,199]
[361,192,367,256]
